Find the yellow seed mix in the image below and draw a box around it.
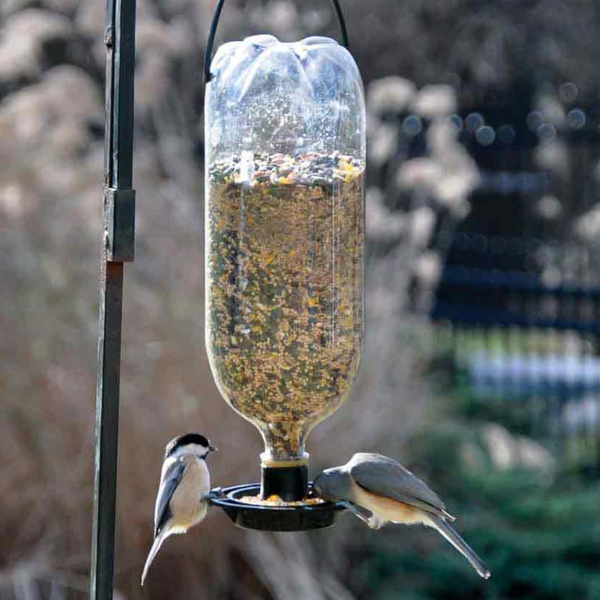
[206,151,365,459]
[238,494,326,507]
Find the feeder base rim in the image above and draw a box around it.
[208,483,346,532]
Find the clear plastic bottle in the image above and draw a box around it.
[205,35,365,467]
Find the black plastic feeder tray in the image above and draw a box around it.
[209,483,347,532]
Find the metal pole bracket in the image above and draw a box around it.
[104,187,135,262]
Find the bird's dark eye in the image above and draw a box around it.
[195,434,209,447]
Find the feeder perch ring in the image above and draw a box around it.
[209,484,347,532]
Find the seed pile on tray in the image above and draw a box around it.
[206,151,365,460]
[238,494,325,507]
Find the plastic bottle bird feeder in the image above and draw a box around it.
[204,0,365,531]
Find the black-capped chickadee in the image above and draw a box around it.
[141,433,217,586]
[314,452,490,580]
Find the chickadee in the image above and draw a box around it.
[314,453,490,580]
[141,433,217,586]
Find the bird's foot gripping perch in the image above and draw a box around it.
[339,501,375,527]
[205,488,226,504]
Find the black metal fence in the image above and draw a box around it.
[367,88,600,470]
[431,234,599,469]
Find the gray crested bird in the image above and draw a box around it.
[141,433,217,586]
[314,452,490,580]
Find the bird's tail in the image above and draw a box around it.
[427,515,491,580]
[141,530,169,586]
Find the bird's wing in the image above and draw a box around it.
[154,458,187,537]
[349,453,454,520]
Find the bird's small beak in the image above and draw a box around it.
[209,444,218,452]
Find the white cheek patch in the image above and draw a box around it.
[171,444,208,459]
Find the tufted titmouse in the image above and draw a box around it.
[314,452,490,579]
[141,433,217,586]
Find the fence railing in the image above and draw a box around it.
[430,235,599,470]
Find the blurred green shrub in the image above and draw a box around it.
[355,421,599,600]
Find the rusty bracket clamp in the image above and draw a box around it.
[104,187,135,262]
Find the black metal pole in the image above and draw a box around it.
[90,0,136,598]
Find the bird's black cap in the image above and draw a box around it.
[165,433,214,457]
